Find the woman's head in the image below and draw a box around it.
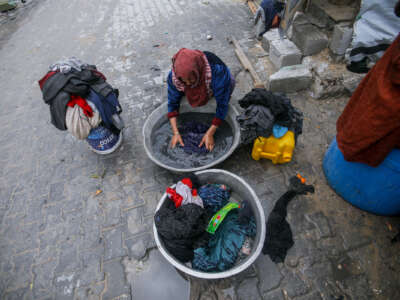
[172,48,204,87]
[171,48,212,107]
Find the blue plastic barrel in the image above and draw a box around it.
[323,138,400,216]
[86,126,122,155]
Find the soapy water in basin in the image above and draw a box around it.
[151,113,233,169]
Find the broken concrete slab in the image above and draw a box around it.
[0,1,17,12]
[291,24,328,56]
[287,11,311,39]
[268,64,312,93]
[269,38,302,69]
[343,72,365,94]
[303,53,348,99]
[328,0,354,5]
[329,24,353,55]
[306,0,357,29]
[261,28,281,53]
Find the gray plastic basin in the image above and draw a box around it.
[143,97,241,172]
[153,169,266,279]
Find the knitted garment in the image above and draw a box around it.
[192,212,256,272]
[198,184,230,215]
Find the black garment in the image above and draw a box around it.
[391,232,400,244]
[236,105,274,145]
[262,176,314,263]
[40,66,107,130]
[154,201,209,262]
[237,88,303,144]
[346,57,371,74]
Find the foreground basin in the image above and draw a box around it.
[143,98,241,172]
[153,169,266,279]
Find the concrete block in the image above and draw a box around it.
[291,24,328,56]
[261,28,280,52]
[268,64,312,93]
[270,39,302,69]
[329,24,353,55]
[307,0,356,29]
[287,12,311,39]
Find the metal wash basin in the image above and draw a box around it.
[143,97,241,173]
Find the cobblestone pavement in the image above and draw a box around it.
[0,0,399,299]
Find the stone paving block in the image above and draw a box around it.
[74,281,105,300]
[344,275,374,300]
[316,236,345,257]
[103,259,131,300]
[343,72,365,94]
[291,24,328,56]
[142,188,163,217]
[263,289,284,300]
[55,240,80,274]
[269,64,312,93]
[6,190,28,217]
[3,287,34,300]
[54,272,79,300]
[125,232,153,260]
[298,291,323,300]
[330,24,353,56]
[78,247,105,287]
[8,250,35,291]
[102,199,123,228]
[255,255,283,294]
[48,181,66,203]
[103,226,127,261]
[305,212,333,239]
[341,230,372,251]
[123,207,145,238]
[269,38,302,69]
[32,259,58,291]
[120,184,146,210]
[9,221,40,254]
[282,271,310,298]
[302,262,333,281]
[237,277,262,300]
[261,28,280,53]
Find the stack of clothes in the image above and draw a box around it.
[236,88,303,144]
[38,57,124,140]
[154,177,256,272]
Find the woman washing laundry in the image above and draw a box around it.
[167,48,235,151]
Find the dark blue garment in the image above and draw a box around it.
[257,0,279,36]
[87,89,122,133]
[181,122,209,154]
[167,52,233,121]
[192,212,257,272]
[198,184,230,215]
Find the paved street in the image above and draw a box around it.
[0,0,399,299]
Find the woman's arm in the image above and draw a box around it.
[167,71,184,118]
[167,72,185,148]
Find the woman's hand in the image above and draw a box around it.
[199,125,217,151]
[199,132,215,151]
[170,133,184,148]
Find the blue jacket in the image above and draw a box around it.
[167,51,233,125]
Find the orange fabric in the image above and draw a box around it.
[336,34,400,167]
[271,15,280,28]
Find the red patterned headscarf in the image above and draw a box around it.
[172,48,212,107]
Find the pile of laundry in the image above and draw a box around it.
[38,57,124,140]
[180,121,209,154]
[236,88,303,144]
[154,177,256,272]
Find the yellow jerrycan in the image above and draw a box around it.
[251,130,295,164]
